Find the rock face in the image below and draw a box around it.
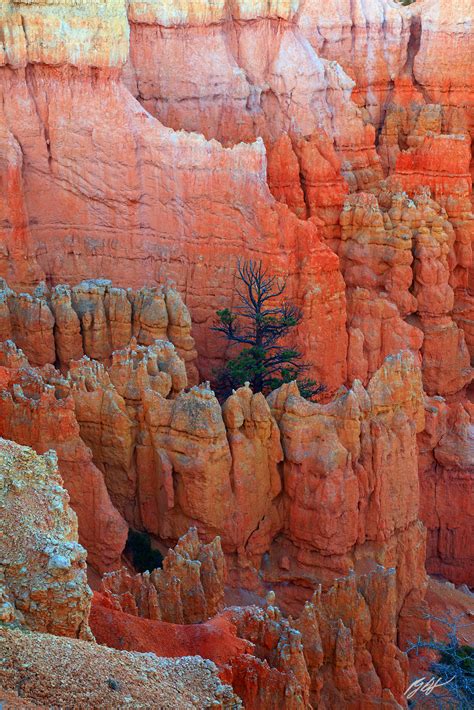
[68,352,284,553]
[225,600,312,710]
[0,337,431,705]
[262,352,430,671]
[101,528,226,624]
[0,0,473,706]
[0,278,199,383]
[339,185,472,395]
[125,0,383,188]
[0,438,92,639]
[78,347,432,705]
[0,0,352,392]
[0,341,128,573]
[418,398,474,586]
[412,0,474,162]
[297,0,411,127]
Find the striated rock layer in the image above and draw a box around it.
[0,0,473,706]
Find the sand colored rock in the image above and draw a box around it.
[141,381,279,551]
[376,91,473,585]
[0,278,199,381]
[0,341,128,573]
[68,360,284,556]
[101,528,226,624]
[0,625,240,709]
[292,572,409,708]
[0,0,129,69]
[340,191,417,317]
[412,0,474,152]
[0,438,92,638]
[346,289,423,385]
[297,0,411,126]
[260,351,429,682]
[266,351,425,565]
[0,278,55,366]
[125,0,383,189]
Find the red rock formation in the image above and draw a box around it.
[0,438,92,638]
[292,575,409,709]
[226,600,311,710]
[376,87,474,584]
[0,62,347,391]
[0,278,199,382]
[91,590,255,667]
[0,342,128,573]
[0,331,431,704]
[101,528,226,624]
[418,398,474,586]
[0,0,473,704]
[339,186,472,396]
[96,559,411,708]
[267,132,349,247]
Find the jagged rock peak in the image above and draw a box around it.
[101,527,226,624]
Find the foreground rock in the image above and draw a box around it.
[0,626,240,709]
[0,438,92,638]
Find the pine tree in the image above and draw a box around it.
[213,259,324,399]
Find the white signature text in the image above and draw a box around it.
[405,675,455,700]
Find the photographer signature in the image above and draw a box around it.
[405,675,455,699]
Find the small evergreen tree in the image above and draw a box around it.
[213,259,324,399]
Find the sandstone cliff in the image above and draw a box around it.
[0,0,473,706]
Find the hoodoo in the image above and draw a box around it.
[0,0,472,708]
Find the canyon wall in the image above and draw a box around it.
[0,0,473,706]
[0,333,430,705]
